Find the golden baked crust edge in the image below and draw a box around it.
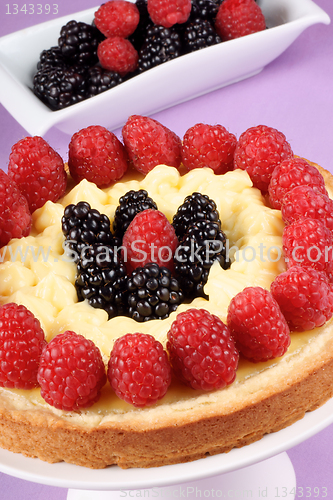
[1,319,333,469]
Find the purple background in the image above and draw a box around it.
[0,0,333,498]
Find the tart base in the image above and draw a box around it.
[1,320,333,469]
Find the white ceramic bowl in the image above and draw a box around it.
[0,0,330,136]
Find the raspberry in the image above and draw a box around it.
[37,331,106,411]
[281,185,333,231]
[181,123,237,174]
[68,125,128,187]
[167,308,239,391]
[271,267,333,332]
[122,209,179,274]
[233,125,293,192]
[0,303,46,389]
[227,287,290,363]
[97,36,138,77]
[122,115,182,174]
[94,0,140,38]
[7,136,67,213]
[147,0,192,28]
[215,0,266,41]
[108,332,171,407]
[268,157,328,210]
[0,170,31,248]
[282,218,333,279]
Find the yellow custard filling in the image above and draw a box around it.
[0,165,329,424]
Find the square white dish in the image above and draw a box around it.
[0,0,330,137]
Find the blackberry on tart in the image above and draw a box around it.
[113,189,158,239]
[127,263,184,322]
[75,243,128,319]
[172,192,221,239]
[174,220,228,299]
[61,202,117,263]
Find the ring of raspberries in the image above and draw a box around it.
[32,0,267,111]
[1,115,333,410]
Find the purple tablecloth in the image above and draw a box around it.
[0,1,333,498]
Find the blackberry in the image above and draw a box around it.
[62,202,117,263]
[113,189,158,239]
[75,243,128,318]
[129,0,152,52]
[190,0,220,23]
[37,46,67,71]
[138,25,182,72]
[36,45,90,73]
[182,18,222,53]
[127,263,184,322]
[172,192,221,240]
[85,66,123,98]
[33,66,87,111]
[174,220,228,299]
[58,20,103,66]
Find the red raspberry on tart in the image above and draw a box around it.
[37,331,106,411]
[233,125,293,192]
[122,115,182,174]
[0,169,31,248]
[181,123,237,175]
[281,185,333,231]
[68,125,128,187]
[282,218,333,279]
[215,0,266,41]
[108,332,171,407]
[7,136,67,213]
[271,267,333,332]
[227,287,291,363]
[268,157,329,210]
[0,303,46,390]
[122,209,179,274]
[94,0,140,38]
[167,308,239,391]
[97,36,138,76]
[147,0,192,28]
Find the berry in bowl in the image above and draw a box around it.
[0,0,330,135]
